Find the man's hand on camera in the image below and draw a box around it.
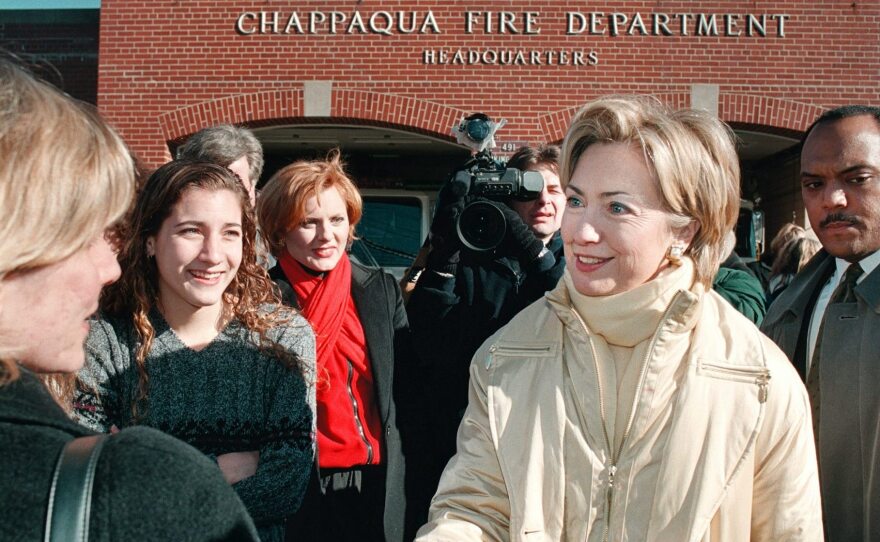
[426,199,464,273]
[498,204,544,263]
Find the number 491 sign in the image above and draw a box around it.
[496,141,529,154]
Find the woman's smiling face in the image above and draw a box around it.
[562,142,695,297]
[149,187,243,315]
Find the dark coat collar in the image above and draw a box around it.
[767,250,835,323]
[766,249,880,325]
[350,259,381,288]
[856,254,880,314]
[547,230,564,256]
[0,367,86,436]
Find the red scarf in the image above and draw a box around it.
[279,251,383,467]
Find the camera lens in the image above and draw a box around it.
[457,200,506,252]
[464,118,490,143]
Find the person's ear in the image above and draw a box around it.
[675,220,700,251]
[146,238,155,258]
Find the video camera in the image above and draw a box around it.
[447,114,544,252]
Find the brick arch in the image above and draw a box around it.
[159,87,468,145]
[719,94,826,136]
[158,89,305,143]
[331,89,467,141]
[538,93,691,143]
[538,93,824,144]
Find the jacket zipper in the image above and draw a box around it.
[346,359,373,464]
[486,344,552,368]
[569,292,682,542]
[698,362,771,403]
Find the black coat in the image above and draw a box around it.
[0,368,258,541]
[406,233,565,466]
[270,261,426,542]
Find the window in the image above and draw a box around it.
[351,193,430,279]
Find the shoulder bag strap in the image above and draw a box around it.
[44,434,109,542]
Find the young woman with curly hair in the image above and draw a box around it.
[75,159,317,542]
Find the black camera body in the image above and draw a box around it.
[449,150,544,252]
[450,153,544,201]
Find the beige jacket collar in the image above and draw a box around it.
[562,258,698,347]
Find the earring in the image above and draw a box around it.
[666,245,684,265]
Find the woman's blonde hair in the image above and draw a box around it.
[769,222,806,261]
[771,235,821,278]
[0,58,134,383]
[257,150,363,258]
[560,95,741,286]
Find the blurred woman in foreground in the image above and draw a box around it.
[417,96,822,541]
[0,59,258,540]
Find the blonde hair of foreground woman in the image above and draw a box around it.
[0,58,134,381]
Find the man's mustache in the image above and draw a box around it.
[820,212,863,228]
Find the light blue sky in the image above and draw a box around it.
[1,0,99,8]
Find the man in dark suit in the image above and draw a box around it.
[762,105,880,541]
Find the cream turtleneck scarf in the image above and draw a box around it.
[563,257,696,451]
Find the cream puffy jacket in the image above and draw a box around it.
[417,279,822,542]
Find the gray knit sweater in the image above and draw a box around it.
[75,309,316,542]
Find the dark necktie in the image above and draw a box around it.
[806,262,863,437]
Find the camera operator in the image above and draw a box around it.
[407,144,565,484]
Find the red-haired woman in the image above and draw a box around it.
[258,152,422,542]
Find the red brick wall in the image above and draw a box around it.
[98,0,880,167]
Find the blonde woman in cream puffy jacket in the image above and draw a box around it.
[416,97,822,542]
